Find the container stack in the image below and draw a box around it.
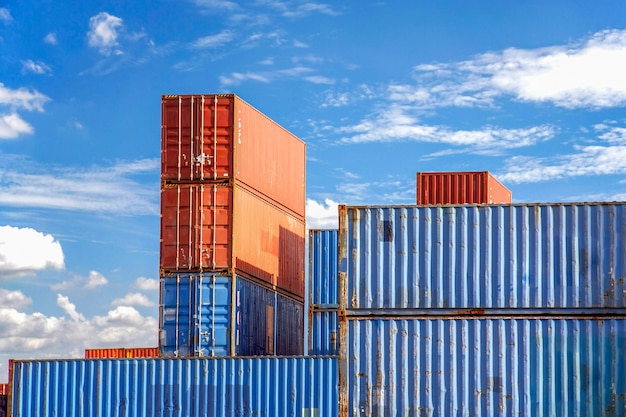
[336,199,626,415]
[159,94,306,357]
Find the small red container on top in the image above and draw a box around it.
[416,171,511,205]
[161,94,306,220]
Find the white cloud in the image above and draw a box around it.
[0,83,50,111]
[0,226,64,278]
[0,8,11,23]
[56,294,85,321]
[191,30,234,49]
[21,59,52,75]
[499,145,626,183]
[87,12,123,56]
[0,113,33,138]
[306,198,339,229]
[0,288,32,308]
[305,75,335,84]
[135,276,159,291]
[85,270,108,288]
[0,158,159,214]
[44,33,58,45]
[282,2,340,18]
[190,0,238,11]
[112,292,154,307]
[219,66,313,86]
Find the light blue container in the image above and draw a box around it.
[341,317,626,417]
[160,273,303,357]
[11,356,338,417]
[338,203,626,310]
[309,229,339,355]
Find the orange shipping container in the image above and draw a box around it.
[84,347,159,359]
[0,383,7,395]
[160,183,305,299]
[161,94,306,220]
[416,171,511,205]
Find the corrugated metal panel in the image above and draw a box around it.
[160,184,305,299]
[161,94,306,219]
[159,273,304,357]
[84,347,159,358]
[338,203,626,310]
[310,310,338,355]
[341,317,626,417]
[416,171,512,205]
[0,384,6,396]
[12,356,338,417]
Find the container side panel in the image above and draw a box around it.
[235,277,274,356]
[12,357,338,417]
[342,203,626,309]
[233,96,306,219]
[160,184,231,271]
[346,317,626,417]
[159,274,231,357]
[416,171,511,205]
[84,348,159,359]
[161,95,234,182]
[309,229,339,306]
[234,186,305,298]
[275,294,304,355]
[310,311,338,356]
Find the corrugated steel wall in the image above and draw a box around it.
[339,203,626,310]
[416,171,512,205]
[342,317,626,417]
[84,348,159,359]
[309,229,339,355]
[11,356,338,417]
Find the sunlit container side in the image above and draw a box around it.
[339,317,626,417]
[416,171,512,205]
[161,94,306,219]
[84,347,159,359]
[160,183,305,299]
[309,229,339,355]
[11,356,338,417]
[159,273,304,357]
[0,385,6,396]
[338,203,626,310]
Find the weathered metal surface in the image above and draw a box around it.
[310,310,338,356]
[341,317,626,417]
[338,203,626,310]
[159,273,303,357]
[84,347,158,359]
[11,356,338,417]
[416,171,512,205]
[160,183,305,298]
[161,94,306,219]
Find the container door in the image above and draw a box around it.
[194,274,231,356]
[160,276,193,356]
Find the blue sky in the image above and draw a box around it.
[1,0,626,381]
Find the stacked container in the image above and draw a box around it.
[159,94,306,357]
[416,170,511,205]
[337,202,626,416]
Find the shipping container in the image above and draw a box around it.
[309,229,339,355]
[0,394,5,417]
[0,385,5,396]
[159,273,303,357]
[160,183,305,298]
[161,94,306,219]
[84,347,159,359]
[10,356,337,417]
[416,171,511,205]
[338,203,626,310]
[338,316,626,417]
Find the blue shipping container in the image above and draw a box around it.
[11,356,338,417]
[309,229,339,355]
[160,273,303,357]
[338,203,626,311]
[340,317,626,417]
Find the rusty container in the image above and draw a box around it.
[84,347,159,359]
[416,171,511,205]
[161,94,306,220]
[160,183,305,299]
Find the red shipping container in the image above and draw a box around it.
[161,94,306,220]
[416,171,511,205]
[160,183,305,299]
[0,383,7,395]
[84,347,159,359]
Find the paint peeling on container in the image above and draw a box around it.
[11,356,338,417]
[341,317,626,417]
[338,203,626,310]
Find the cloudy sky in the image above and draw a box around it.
[2,0,626,381]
